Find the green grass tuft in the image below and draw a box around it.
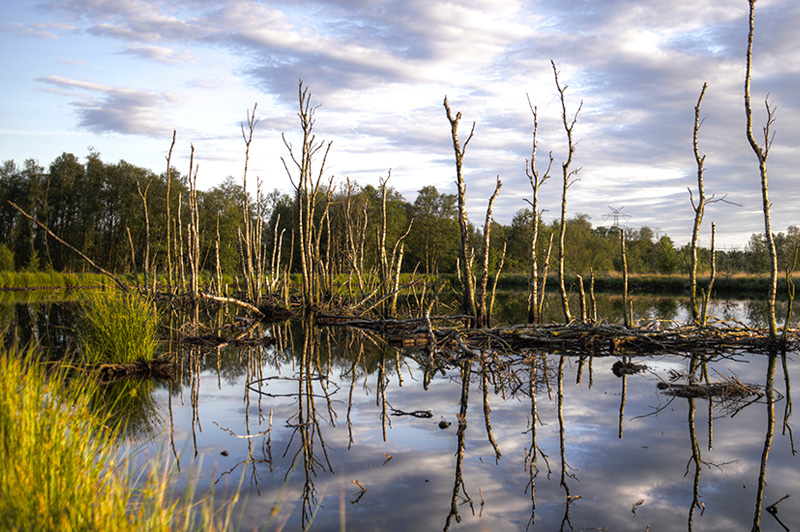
[79,291,160,365]
[0,344,164,530]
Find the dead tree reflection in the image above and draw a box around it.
[557,356,579,531]
[686,382,703,530]
[444,358,474,531]
[288,316,336,528]
[752,352,777,532]
[480,350,502,462]
[524,354,552,530]
[779,350,796,454]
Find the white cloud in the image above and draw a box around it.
[37,75,180,136]
[3,0,797,246]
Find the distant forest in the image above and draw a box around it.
[1,151,798,277]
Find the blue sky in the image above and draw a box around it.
[1,0,798,248]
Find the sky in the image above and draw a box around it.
[1,0,798,249]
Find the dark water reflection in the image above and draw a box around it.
[4,293,799,530]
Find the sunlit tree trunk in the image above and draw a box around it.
[551,60,582,323]
[443,96,477,324]
[744,0,778,340]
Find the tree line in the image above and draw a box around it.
[1,150,798,280]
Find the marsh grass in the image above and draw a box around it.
[0,343,248,531]
[0,271,112,290]
[79,291,160,365]
[0,344,164,530]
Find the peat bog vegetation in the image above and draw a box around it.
[2,3,800,529]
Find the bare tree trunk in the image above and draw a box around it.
[589,268,597,323]
[443,96,477,324]
[126,226,140,292]
[525,97,553,324]
[488,242,507,324]
[136,179,152,292]
[621,229,630,328]
[538,234,554,320]
[690,83,708,325]
[282,81,331,308]
[552,60,582,324]
[701,222,717,326]
[176,194,186,293]
[744,0,779,341]
[241,105,258,301]
[215,213,222,295]
[187,146,200,299]
[175,192,186,292]
[477,177,502,328]
[165,129,176,291]
[344,178,368,296]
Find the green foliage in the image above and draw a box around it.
[79,291,159,364]
[0,243,13,271]
[2,150,795,286]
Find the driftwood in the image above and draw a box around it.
[318,315,799,357]
[181,333,274,348]
[656,380,759,400]
[88,355,175,382]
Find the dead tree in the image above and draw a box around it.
[376,172,413,317]
[344,178,369,297]
[165,129,176,291]
[282,81,332,308]
[240,104,259,301]
[443,96,477,323]
[744,0,779,341]
[136,179,152,292]
[552,60,583,323]
[689,83,709,325]
[524,95,554,324]
[476,177,502,328]
[187,146,200,299]
[689,83,735,325]
[621,229,631,327]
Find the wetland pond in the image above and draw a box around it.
[5,292,800,531]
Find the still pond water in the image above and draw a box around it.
[4,292,800,531]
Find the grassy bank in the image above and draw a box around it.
[0,271,114,290]
[0,342,246,531]
[0,344,169,530]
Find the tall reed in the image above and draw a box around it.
[0,345,165,530]
[79,291,159,364]
[0,343,252,531]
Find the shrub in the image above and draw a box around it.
[79,291,160,365]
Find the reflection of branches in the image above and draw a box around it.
[444,360,474,531]
[345,343,364,450]
[524,354,550,530]
[278,317,336,530]
[557,356,578,531]
[752,353,777,532]
[213,415,274,485]
[190,346,202,458]
[686,395,703,531]
[480,351,502,462]
[378,349,392,441]
[780,351,796,455]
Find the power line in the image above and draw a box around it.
[602,206,630,227]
